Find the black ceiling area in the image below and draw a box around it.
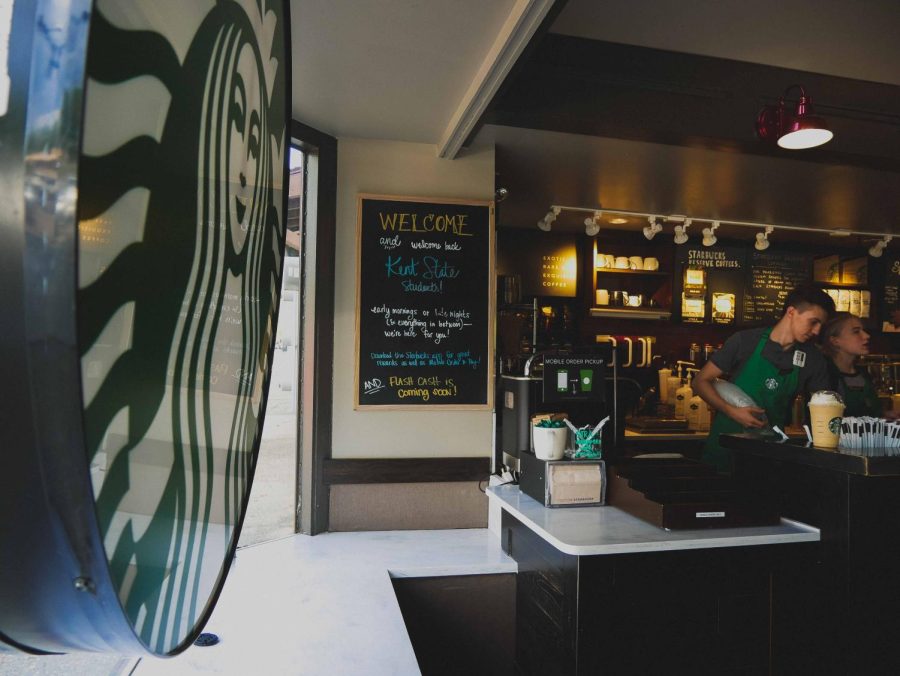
[488,35,900,171]
[476,34,900,240]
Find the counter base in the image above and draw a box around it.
[502,509,818,675]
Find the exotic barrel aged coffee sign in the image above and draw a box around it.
[355,195,494,409]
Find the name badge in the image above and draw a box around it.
[792,350,806,367]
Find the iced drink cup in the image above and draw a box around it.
[808,391,845,449]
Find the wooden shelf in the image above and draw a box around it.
[590,307,672,320]
[595,268,669,276]
[812,281,870,290]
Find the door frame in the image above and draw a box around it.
[290,120,336,535]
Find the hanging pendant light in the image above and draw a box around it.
[756,85,833,150]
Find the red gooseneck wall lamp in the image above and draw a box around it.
[756,84,834,150]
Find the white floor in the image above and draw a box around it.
[1,529,512,676]
[133,529,514,676]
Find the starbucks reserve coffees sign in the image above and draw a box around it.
[355,195,494,409]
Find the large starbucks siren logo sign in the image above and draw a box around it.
[76,0,287,654]
[0,0,286,656]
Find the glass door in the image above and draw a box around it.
[238,147,305,546]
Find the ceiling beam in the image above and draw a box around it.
[437,0,555,159]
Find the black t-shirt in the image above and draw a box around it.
[825,360,882,417]
[710,327,831,397]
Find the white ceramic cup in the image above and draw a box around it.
[615,256,630,269]
[604,254,616,268]
[629,256,643,270]
[644,257,659,271]
[596,253,607,268]
[628,293,643,307]
[596,289,609,305]
[533,426,567,461]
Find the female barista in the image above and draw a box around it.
[693,284,835,472]
[820,312,885,417]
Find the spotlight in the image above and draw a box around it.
[755,225,774,251]
[584,210,601,237]
[673,218,691,245]
[643,216,662,241]
[537,207,560,232]
[756,84,833,150]
[701,221,720,247]
[869,235,893,257]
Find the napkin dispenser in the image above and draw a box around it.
[520,451,606,507]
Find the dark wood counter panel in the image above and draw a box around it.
[723,432,900,476]
[724,433,900,674]
[491,485,820,675]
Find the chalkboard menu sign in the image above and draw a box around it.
[355,195,494,409]
[882,255,900,333]
[742,251,812,323]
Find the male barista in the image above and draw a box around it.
[694,284,835,472]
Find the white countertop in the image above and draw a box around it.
[488,484,820,557]
[134,529,516,676]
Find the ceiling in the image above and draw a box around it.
[550,0,900,88]
[291,0,900,236]
[290,0,519,143]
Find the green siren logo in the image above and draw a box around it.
[77,0,286,654]
[828,417,842,435]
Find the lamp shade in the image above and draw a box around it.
[777,114,833,149]
[757,86,833,150]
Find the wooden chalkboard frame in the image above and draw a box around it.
[354,193,495,410]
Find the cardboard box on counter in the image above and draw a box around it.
[531,412,568,424]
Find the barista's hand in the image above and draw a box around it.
[726,405,767,429]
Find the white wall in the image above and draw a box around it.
[331,138,495,459]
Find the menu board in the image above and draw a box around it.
[496,229,578,298]
[742,251,812,323]
[673,245,746,324]
[882,256,900,332]
[355,195,494,409]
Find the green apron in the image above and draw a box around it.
[840,370,881,417]
[702,328,800,473]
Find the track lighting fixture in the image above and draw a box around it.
[643,216,662,241]
[756,84,833,150]
[673,218,691,245]
[701,221,719,247]
[583,210,602,237]
[755,226,774,251]
[543,205,890,252]
[869,235,893,258]
[537,207,560,232]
